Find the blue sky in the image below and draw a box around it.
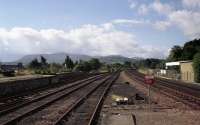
[0,0,200,61]
[0,0,132,28]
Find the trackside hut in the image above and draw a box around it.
[166,61,194,83]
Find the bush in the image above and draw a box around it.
[193,53,200,83]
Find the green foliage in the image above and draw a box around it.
[182,39,200,60]
[124,61,132,68]
[73,58,102,72]
[193,53,200,83]
[89,58,101,70]
[29,57,62,75]
[40,56,48,67]
[109,63,122,72]
[135,58,164,69]
[29,56,49,70]
[74,61,92,72]
[168,45,183,61]
[168,39,200,61]
[63,55,74,70]
[29,58,41,69]
[156,60,166,69]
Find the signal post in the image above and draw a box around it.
[144,75,155,110]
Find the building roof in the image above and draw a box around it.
[166,60,192,66]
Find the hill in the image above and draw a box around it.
[15,53,141,65]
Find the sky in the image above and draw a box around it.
[0,0,200,61]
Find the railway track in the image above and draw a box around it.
[0,73,106,125]
[125,70,200,110]
[0,72,118,125]
[54,72,119,125]
[0,73,99,113]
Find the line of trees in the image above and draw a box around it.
[134,58,165,69]
[167,39,200,61]
[62,56,102,72]
[29,56,52,74]
[28,56,103,74]
[72,58,101,72]
[28,55,137,75]
[29,56,48,69]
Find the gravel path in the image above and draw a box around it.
[98,71,200,125]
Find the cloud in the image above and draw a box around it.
[169,10,200,38]
[128,0,173,15]
[128,0,149,15]
[142,0,200,38]
[154,21,171,31]
[182,0,200,8]
[150,0,173,15]
[0,24,166,61]
[112,19,149,26]
[128,0,137,9]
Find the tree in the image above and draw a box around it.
[82,61,92,72]
[29,58,41,69]
[182,39,200,60]
[74,61,92,72]
[111,63,122,71]
[167,39,200,61]
[40,56,48,69]
[156,60,166,69]
[136,58,163,69]
[124,61,132,68]
[193,53,200,83]
[89,58,101,70]
[63,55,74,70]
[41,56,47,66]
[168,45,183,61]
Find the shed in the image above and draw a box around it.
[166,61,194,82]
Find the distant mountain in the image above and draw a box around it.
[98,55,133,64]
[17,53,92,65]
[15,53,142,65]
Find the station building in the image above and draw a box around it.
[165,60,194,83]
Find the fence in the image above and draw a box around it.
[155,69,194,83]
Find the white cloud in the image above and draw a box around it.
[129,0,173,15]
[154,21,171,30]
[112,19,149,26]
[139,1,200,38]
[128,0,137,9]
[169,10,200,38]
[0,24,166,61]
[150,0,173,15]
[182,0,200,8]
